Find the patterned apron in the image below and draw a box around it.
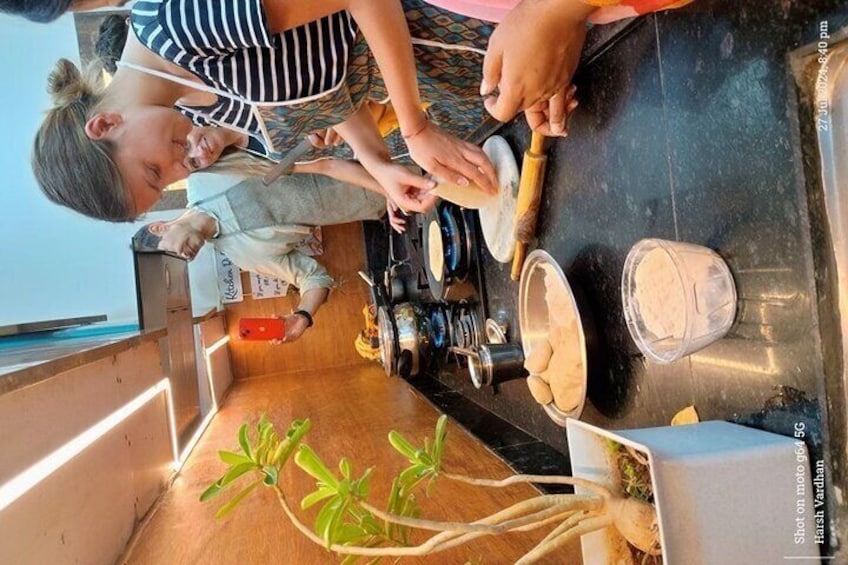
[124,0,495,164]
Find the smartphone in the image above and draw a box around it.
[238,317,285,341]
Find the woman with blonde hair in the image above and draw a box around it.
[33,0,503,222]
[31,0,692,222]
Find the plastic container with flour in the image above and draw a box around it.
[622,238,737,363]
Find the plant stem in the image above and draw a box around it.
[510,509,591,533]
[442,471,612,498]
[515,515,613,565]
[518,510,590,557]
[360,494,602,534]
[271,484,603,558]
[422,507,596,554]
[405,500,596,554]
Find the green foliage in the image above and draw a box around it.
[389,414,448,494]
[603,439,653,503]
[296,445,375,548]
[293,415,451,563]
[202,413,454,564]
[200,416,312,515]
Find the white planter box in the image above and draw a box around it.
[566,420,819,565]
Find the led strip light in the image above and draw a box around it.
[0,334,231,514]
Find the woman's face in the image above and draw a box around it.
[104,106,194,215]
[185,126,232,172]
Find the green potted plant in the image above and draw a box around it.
[566,419,818,564]
[201,415,660,564]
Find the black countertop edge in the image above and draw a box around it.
[403,374,574,495]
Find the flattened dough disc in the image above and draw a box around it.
[479,135,520,263]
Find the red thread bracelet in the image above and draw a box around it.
[402,114,429,140]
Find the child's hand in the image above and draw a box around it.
[308,127,345,148]
[386,198,407,234]
[404,121,498,194]
[365,160,438,214]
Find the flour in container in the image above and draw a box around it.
[632,247,686,339]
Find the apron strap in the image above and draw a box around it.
[116,60,278,153]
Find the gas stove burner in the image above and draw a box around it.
[429,306,450,350]
[451,305,481,350]
[440,204,463,275]
[422,202,476,302]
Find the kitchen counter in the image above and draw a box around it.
[368,0,848,556]
[0,327,167,396]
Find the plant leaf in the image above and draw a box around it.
[398,464,428,488]
[295,445,339,488]
[262,465,279,486]
[387,431,417,460]
[339,458,352,480]
[353,467,373,499]
[199,482,222,502]
[315,497,345,547]
[219,461,258,487]
[218,450,252,466]
[432,415,448,465]
[302,486,337,510]
[359,513,384,536]
[271,419,313,467]
[257,413,271,430]
[333,523,369,545]
[214,479,262,519]
[238,424,252,459]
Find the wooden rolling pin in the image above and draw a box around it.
[510,131,548,280]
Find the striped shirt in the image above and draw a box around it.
[130,0,358,154]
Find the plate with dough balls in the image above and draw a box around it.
[519,250,590,426]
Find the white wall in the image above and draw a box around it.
[0,14,189,326]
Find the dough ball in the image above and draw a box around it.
[544,337,584,412]
[524,340,553,374]
[527,374,554,405]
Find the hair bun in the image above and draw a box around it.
[47,58,93,107]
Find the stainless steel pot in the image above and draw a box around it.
[386,230,409,303]
[518,250,598,426]
[466,342,526,389]
[377,302,432,378]
[385,268,408,304]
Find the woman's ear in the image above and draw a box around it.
[147,221,169,235]
[84,112,123,140]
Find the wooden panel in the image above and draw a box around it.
[0,340,168,481]
[166,306,201,442]
[0,339,172,565]
[135,254,190,329]
[196,315,234,412]
[121,365,582,564]
[224,222,375,379]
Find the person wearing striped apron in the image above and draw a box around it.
[32,0,694,222]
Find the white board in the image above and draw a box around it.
[214,250,243,303]
[249,273,289,300]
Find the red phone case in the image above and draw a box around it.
[238,318,285,340]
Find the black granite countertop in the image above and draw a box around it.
[367,0,848,556]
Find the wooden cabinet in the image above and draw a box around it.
[134,253,200,446]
